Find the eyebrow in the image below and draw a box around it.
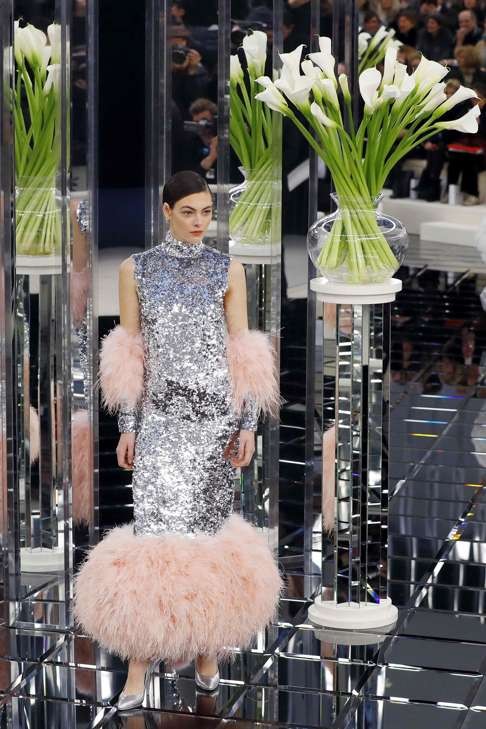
[180,206,213,211]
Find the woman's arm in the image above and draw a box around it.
[119,257,140,334]
[223,260,256,467]
[224,259,249,335]
[117,257,142,437]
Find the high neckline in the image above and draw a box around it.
[160,230,205,258]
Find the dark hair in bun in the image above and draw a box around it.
[162,170,211,207]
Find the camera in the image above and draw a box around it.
[172,45,189,65]
[183,118,217,137]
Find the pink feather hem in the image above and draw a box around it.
[72,410,93,526]
[98,325,144,413]
[226,329,280,420]
[73,513,283,663]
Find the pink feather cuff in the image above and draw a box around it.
[98,325,144,414]
[226,329,280,421]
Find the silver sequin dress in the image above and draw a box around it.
[117,233,258,537]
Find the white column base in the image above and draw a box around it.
[15,254,62,275]
[20,547,65,572]
[308,597,398,631]
[228,240,281,264]
[310,277,402,304]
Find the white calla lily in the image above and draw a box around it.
[15,23,48,67]
[301,59,322,79]
[359,67,382,110]
[230,54,244,82]
[412,55,449,90]
[382,46,398,86]
[368,25,388,49]
[396,73,415,103]
[438,85,478,112]
[382,84,400,101]
[308,51,336,84]
[421,89,447,113]
[339,73,351,101]
[393,62,408,88]
[47,23,61,64]
[275,74,314,109]
[318,77,339,108]
[358,32,371,58]
[255,77,289,113]
[318,36,332,55]
[279,44,305,84]
[436,104,481,133]
[310,101,337,128]
[242,30,267,70]
[43,64,60,95]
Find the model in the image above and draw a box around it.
[73,170,282,710]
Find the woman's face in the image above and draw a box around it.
[163,191,213,242]
[426,17,440,33]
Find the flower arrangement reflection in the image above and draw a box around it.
[256,38,480,283]
[229,30,278,248]
[13,22,63,256]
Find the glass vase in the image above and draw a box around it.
[307,193,408,285]
[229,166,279,248]
[15,176,62,256]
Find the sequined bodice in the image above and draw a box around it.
[131,236,232,416]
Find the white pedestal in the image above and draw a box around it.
[229,239,281,264]
[310,277,402,304]
[308,597,398,631]
[20,546,65,572]
[16,254,62,276]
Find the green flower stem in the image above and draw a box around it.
[13,54,62,255]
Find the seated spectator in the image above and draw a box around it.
[394,10,419,46]
[448,44,486,86]
[455,9,483,48]
[416,15,454,61]
[362,10,383,34]
[169,26,210,118]
[459,0,484,26]
[436,0,459,30]
[445,82,486,205]
[418,0,440,28]
[477,19,486,66]
[369,0,400,26]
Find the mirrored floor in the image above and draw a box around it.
[3,255,486,728]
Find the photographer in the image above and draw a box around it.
[185,98,218,180]
[169,26,210,118]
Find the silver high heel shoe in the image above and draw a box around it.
[195,666,220,692]
[116,660,157,711]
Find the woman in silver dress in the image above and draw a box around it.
[74,171,282,710]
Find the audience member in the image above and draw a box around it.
[445,82,486,205]
[186,98,218,180]
[169,26,210,119]
[416,14,454,60]
[418,0,440,27]
[362,10,383,34]
[455,9,483,48]
[394,10,419,46]
[369,0,401,26]
[449,44,486,87]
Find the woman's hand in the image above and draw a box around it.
[116,432,136,470]
[224,429,255,468]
